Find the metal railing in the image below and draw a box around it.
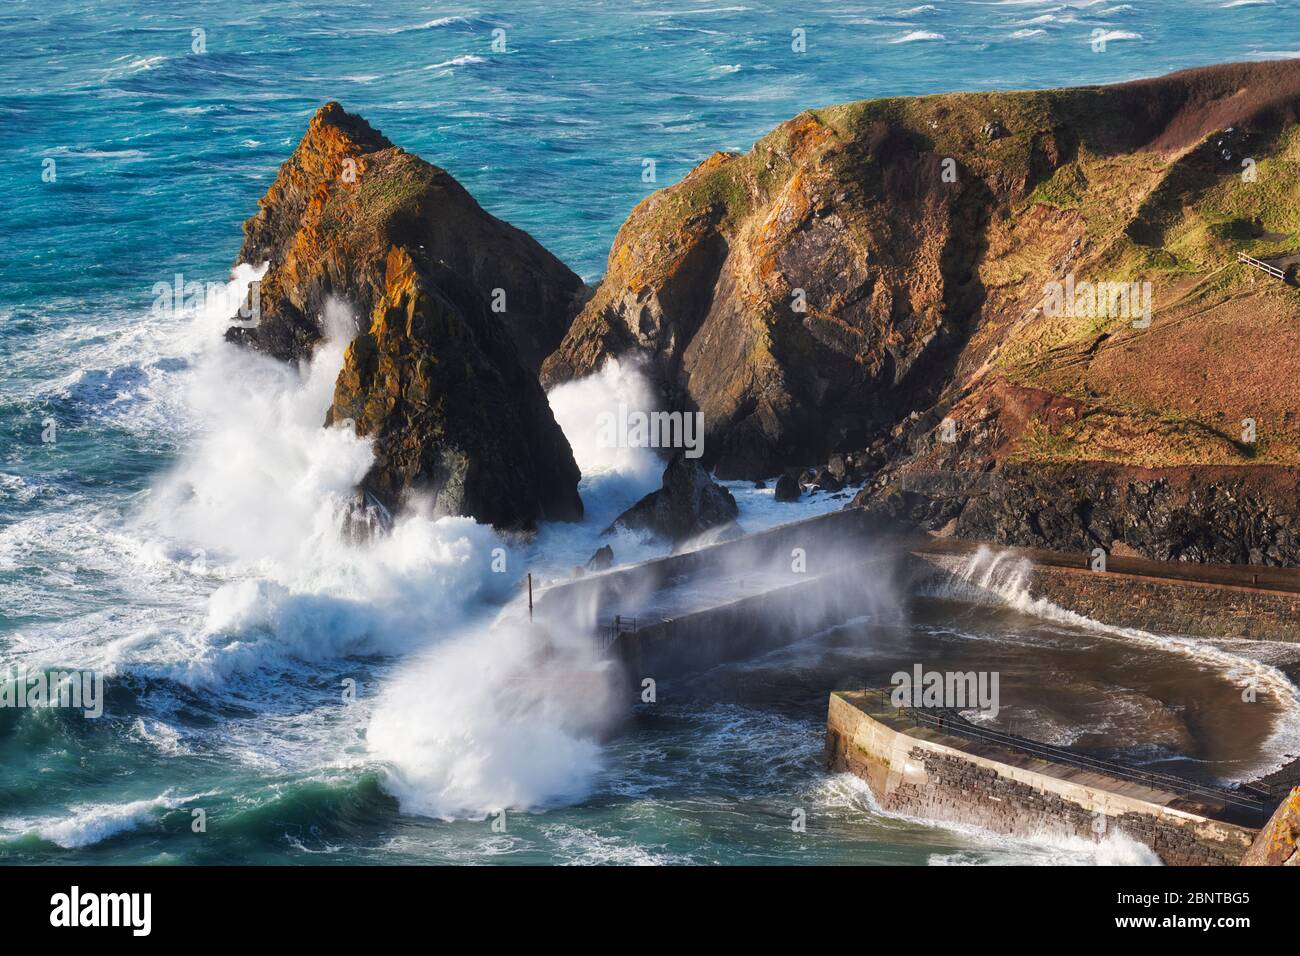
[1237,252,1286,280]
[598,614,639,651]
[871,690,1270,819]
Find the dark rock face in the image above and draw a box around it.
[848,370,1300,566]
[586,545,614,572]
[607,453,739,544]
[327,246,583,527]
[855,462,1300,566]
[540,115,994,479]
[774,474,801,502]
[228,103,583,529]
[811,467,844,493]
[953,465,1300,565]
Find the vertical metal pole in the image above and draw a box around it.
[527,572,533,622]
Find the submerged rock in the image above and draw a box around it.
[228,103,584,529]
[811,467,844,493]
[607,452,739,544]
[773,474,801,502]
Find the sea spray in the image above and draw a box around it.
[531,358,673,573]
[142,303,659,816]
[4,266,519,688]
[825,772,1161,866]
[546,358,663,514]
[144,290,373,567]
[1,790,201,850]
[363,365,697,820]
[366,617,623,820]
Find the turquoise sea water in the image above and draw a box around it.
[2,1,1300,865]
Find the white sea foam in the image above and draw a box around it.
[929,829,1161,866]
[366,618,622,819]
[129,717,186,756]
[425,55,486,70]
[394,16,466,33]
[540,823,691,865]
[5,266,519,690]
[1089,29,1142,43]
[1,791,195,849]
[823,772,1161,865]
[891,30,945,43]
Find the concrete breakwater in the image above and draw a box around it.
[543,506,1300,663]
[533,507,920,679]
[569,522,1300,683]
[613,557,905,678]
[532,506,904,625]
[825,691,1263,866]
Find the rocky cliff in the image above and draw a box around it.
[1243,786,1299,865]
[229,103,584,528]
[543,60,1300,564]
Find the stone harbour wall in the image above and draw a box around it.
[910,548,1300,642]
[1025,566,1300,642]
[825,692,1259,866]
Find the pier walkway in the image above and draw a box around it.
[827,690,1266,864]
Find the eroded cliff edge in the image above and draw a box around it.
[228,103,584,528]
[543,60,1300,564]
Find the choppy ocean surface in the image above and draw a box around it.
[2,0,1300,865]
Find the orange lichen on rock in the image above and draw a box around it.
[544,58,1300,493]
[227,103,584,528]
[1243,787,1300,865]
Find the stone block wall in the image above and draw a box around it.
[1027,567,1300,642]
[911,552,1300,642]
[825,692,1258,866]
